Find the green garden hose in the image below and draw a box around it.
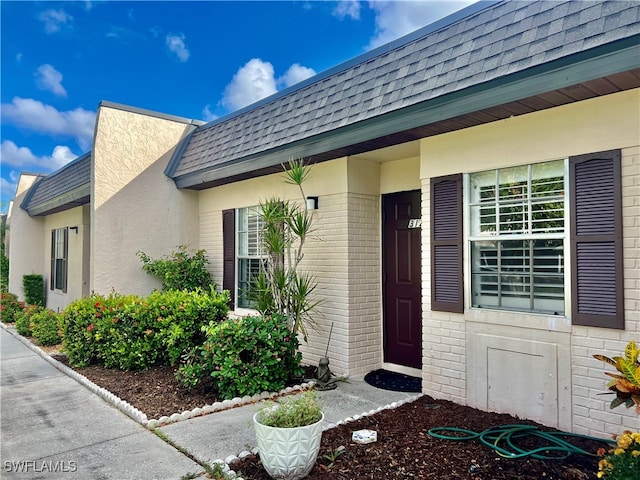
[428,424,614,460]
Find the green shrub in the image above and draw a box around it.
[30,309,62,346]
[14,305,42,336]
[22,274,45,307]
[137,246,214,292]
[60,289,229,370]
[177,314,303,399]
[1,292,24,323]
[60,293,138,367]
[149,288,230,365]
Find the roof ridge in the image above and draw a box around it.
[99,100,205,126]
[194,0,500,132]
[41,151,91,179]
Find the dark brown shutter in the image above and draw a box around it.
[431,174,463,313]
[570,149,623,329]
[50,230,55,290]
[62,227,68,293]
[222,209,236,308]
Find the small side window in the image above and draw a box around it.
[50,227,68,292]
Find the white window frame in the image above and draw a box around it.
[51,227,68,292]
[464,159,570,316]
[235,206,267,309]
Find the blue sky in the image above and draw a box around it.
[0,0,473,212]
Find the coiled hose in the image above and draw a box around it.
[428,424,614,460]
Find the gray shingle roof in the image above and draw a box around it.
[22,152,91,216]
[168,0,640,182]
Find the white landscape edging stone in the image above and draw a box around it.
[1,323,318,431]
[3,323,426,480]
[0,324,150,425]
[150,382,315,427]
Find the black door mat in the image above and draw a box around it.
[363,369,422,392]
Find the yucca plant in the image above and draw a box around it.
[247,159,320,342]
[593,340,640,412]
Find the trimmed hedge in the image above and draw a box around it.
[23,274,45,307]
[60,288,229,370]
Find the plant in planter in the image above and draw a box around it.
[253,390,324,480]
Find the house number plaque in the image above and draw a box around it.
[408,219,422,228]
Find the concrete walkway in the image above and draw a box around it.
[1,327,203,480]
[1,326,421,479]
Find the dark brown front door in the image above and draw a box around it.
[383,190,422,369]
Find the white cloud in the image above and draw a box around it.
[220,60,318,112]
[50,145,78,168]
[222,58,277,111]
[0,171,20,210]
[366,0,475,49]
[334,0,361,20]
[106,25,126,39]
[202,105,218,122]
[35,64,67,97]
[1,97,96,150]
[38,9,73,34]
[0,177,17,196]
[0,141,77,172]
[279,64,316,89]
[166,33,190,62]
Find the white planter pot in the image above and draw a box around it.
[253,412,324,480]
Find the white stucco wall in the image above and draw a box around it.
[91,105,200,296]
[419,88,640,437]
[7,174,44,301]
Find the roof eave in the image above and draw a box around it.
[25,184,91,217]
[173,36,640,190]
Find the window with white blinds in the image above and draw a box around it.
[236,206,266,308]
[468,160,566,314]
[51,227,68,292]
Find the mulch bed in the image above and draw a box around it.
[51,354,222,419]
[47,351,607,480]
[233,396,606,480]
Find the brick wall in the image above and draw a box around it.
[199,191,383,377]
[298,192,351,373]
[421,179,467,405]
[346,193,381,375]
[571,145,640,437]
[200,209,223,292]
